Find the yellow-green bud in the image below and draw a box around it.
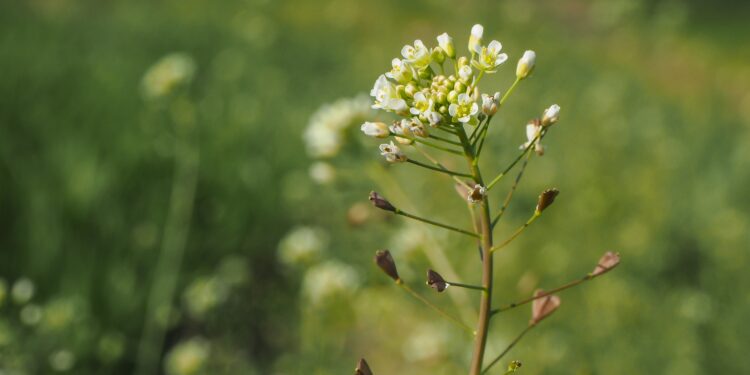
[468,24,484,53]
[454,81,466,93]
[431,47,446,64]
[404,83,417,98]
[438,105,448,114]
[516,50,536,79]
[457,56,469,68]
[447,90,458,103]
[437,32,456,59]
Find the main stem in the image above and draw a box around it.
[457,127,493,375]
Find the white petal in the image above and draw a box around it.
[488,40,502,52]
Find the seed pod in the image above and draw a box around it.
[530,289,561,325]
[355,358,373,375]
[426,269,448,292]
[591,251,621,277]
[374,250,400,282]
[369,191,396,212]
[535,188,559,214]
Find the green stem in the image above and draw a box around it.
[395,208,479,238]
[429,133,462,146]
[498,77,522,107]
[448,281,486,291]
[398,281,474,334]
[486,133,539,190]
[490,213,540,253]
[481,325,535,374]
[406,158,472,178]
[412,145,472,190]
[491,151,532,228]
[491,275,595,316]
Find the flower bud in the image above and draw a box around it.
[437,32,455,59]
[591,251,621,277]
[481,92,500,116]
[468,24,484,53]
[379,141,407,162]
[535,188,559,214]
[530,289,561,325]
[507,361,522,372]
[369,191,396,212]
[541,104,560,126]
[447,90,458,104]
[431,47,446,64]
[360,122,389,138]
[426,269,448,292]
[458,66,472,84]
[457,56,469,68]
[516,50,536,79]
[374,249,400,282]
[355,358,373,375]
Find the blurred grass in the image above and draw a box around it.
[1,0,749,374]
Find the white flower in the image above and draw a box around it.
[425,110,442,127]
[437,32,455,58]
[278,226,328,266]
[302,260,360,305]
[467,184,487,203]
[468,24,484,54]
[472,40,508,73]
[309,161,336,184]
[541,104,561,126]
[304,94,372,158]
[386,58,414,84]
[12,277,34,305]
[410,91,434,116]
[521,120,545,156]
[516,50,536,79]
[481,92,500,116]
[401,40,431,70]
[379,141,407,163]
[389,119,415,144]
[458,65,473,83]
[448,93,479,124]
[371,75,408,114]
[164,337,210,375]
[360,121,390,138]
[407,117,429,138]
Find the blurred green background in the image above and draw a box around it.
[1,0,749,374]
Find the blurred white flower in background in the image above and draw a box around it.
[308,161,336,185]
[20,304,43,326]
[164,337,210,375]
[303,94,373,158]
[182,276,229,319]
[278,226,329,267]
[403,322,450,362]
[49,349,76,372]
[12,277,35,305]
[141,53,196,100]
[302,260,360,305]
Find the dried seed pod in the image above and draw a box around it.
[374,250,400,282]
[369,191,396,212]
[535,188,559,214]
[355,358,373,375]
[426,269,449,292]
[591,251,621,277]
[530,289,561,325]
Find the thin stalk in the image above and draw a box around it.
[498,77,522,107]
[447,281,486,291]
[469,117,487,143]
[395,208,479,238]
[486,133,539,190]
[398,281,474,335]
[491,274,595,316]
[406,158,473,178]
[491,151,533,228]
[481,325,535,374]
[490,213,540,253]
[456,126,494,375]
[429,133,462,146]
[412,145,472,191]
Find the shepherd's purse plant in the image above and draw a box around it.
[354,24,621,375]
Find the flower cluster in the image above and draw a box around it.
[361,24,558,164]
[304,94,373,158]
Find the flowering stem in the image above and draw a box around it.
[448,281,486,291]
[406,158,473,178]
[455,126,494,375]
[469,117,488,144]
[394,208,480,238]
[397,281,474,335]
[490,274,596,316]
[490,212,540,253]
[485,133,539,190]
[481,325,535,374]
[498,77,522,107]
[491,151,532,228]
